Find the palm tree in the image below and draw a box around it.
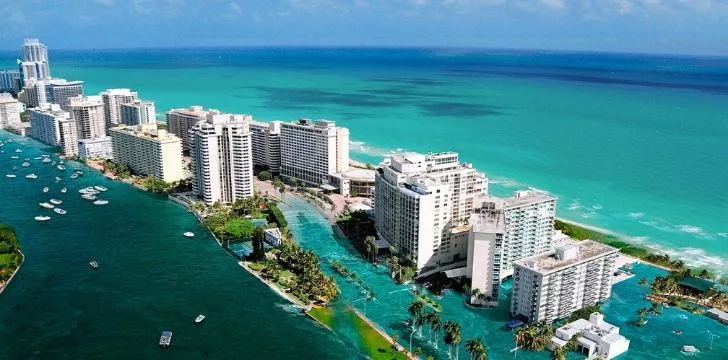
[450,322,462,360]
[471,288,481,305]
[638,277,648,286]
[392,334,399,358]
[430,313,442,349]
[552,347,567,360]
[364,236,375,261]
[413,347,423,358]
[443,321,455,358]
[408,300,425,331]
[465,338,481,360]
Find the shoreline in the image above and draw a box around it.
[0,250,24,296]
[237,260,310,309]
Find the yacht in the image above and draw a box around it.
[34,215,51,221]
[43,187,49,193]
[94,185,108,192]
[15,149,22,153]
[21,161,31,167]
[39,202,54,209]
[93,199,109,205]
[69,173,78,179]
[183,232,195,238]
[681,345,699,353]
[57,165,66,171]
[50,199,63,205]
[5,174,16,178]
[159,330,172,348]
[82,194,97,201]
[61,187,67,193]
[89,260,99,269]
[195,315,206,324]
[25,173,37,179]
[10,155,18,159]
[42,158,51,163]
[53,208,67,215]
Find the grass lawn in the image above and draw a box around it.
[0,253,15,267]
[308,306,335,329]
[347,309,410,360]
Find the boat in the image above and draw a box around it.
[680,315,688,320]
[89,260,99,269]
[74,170,83,176]
[183,232,195,238]
[59,160,64,164]
[21,162,30,167]
[61,187,67,193]
[53,208,67,215]
[681,345,699,353]
[672,329,682,335]
[57,165,65,171]
[195,314,206,324]
[42,158,51,163]
[281,304,304,314]
[50,199,63,205]
[82,194,97,201]
[52,161,56,166]
[43,187,49,193]
[15,149,22,153]
[94,185,108,192]
[5,174,16,178]
[34,156,42,160]
[39,202,54,209]
[34,215,51,221]
[25,173,37,179]
[93,199,109,205]
[55,176,62,181]
[70,173,78,179]
[10,155,18,159]
[159,330,172,348]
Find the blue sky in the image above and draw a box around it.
[0,0,727,55]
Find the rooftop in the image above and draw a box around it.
[514,240,618,274]
[471,208,505,233]
[110,125,180,143]
[503,189,556,208]
[344,168,376,181]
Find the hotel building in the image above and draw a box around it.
[466,199,506,306]
[167,106,217,151]
[19,39,50,83]
[249,120,282,174]
[279,119,349,192]
[29,104,78,156]
[108,125,184,182]
[69,95,105,140]
[78,136,113,159]
[121,100,156,126]
[189,113,254,205]
[18,79,47,108]
[100,88,138,127]
[47,79,84,111]
[0,70,20,93]
[0,93,22,130]
[510,240,619,324]
[374,152,488,271]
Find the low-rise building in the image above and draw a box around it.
[264,228,283,247]
[548,313,630,360]
[510,240,619,323]
[78,136,113,159]
[108,125,183,182]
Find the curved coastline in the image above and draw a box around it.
[0,250,23,296]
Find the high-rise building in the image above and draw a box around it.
[466,199,506,306]
[374,152,488,271]
[189,113,254,205]
[0,70,20,93]
[280,119,349,190]
[18,79,47,108]
[0,93,22,130]
[108,125,183,182]
[20,39,50,78]
[29,104,78,156]
[100,88,138,127]
[121,100,156,126]
[249,120,282,174]
[69,95,105,140]
[167,106,216,151]
[47,79,84,111]
[500,190,557,278]
[78,137,113,159]
[510,240,619,324]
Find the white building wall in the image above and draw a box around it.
[101,88,138,127]
[280,119,350,188]
[109,125,183,182]
[121,100,156,126]
[78,136,113,159]
[0,93,21,129]
[69,95,105,140]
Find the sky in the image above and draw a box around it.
[0,0,727,55]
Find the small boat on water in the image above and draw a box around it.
[59,160,64,164]
[681,345,699,353]
[159,330,172,348]
[57,165,65,171]
[281,304,304,314]
[34,215,51,221]
[39,202,54,209]
[21,162,30,167]
[89,260,99,269]
[70,173,78,179]
[82,194,97,201]
[55,176,62,181]
[195,314,206,324]
[74,170,83,176]
[25,173,37,179]
[15,149,22,153]
[10,155,19,159]
[50,199,63,205]
[680,315,688,320]
[34,156,42,160]
[61,187,67,193]
[94,185,108,192]
[53,208,67,215]
[6,174,16,178]
[42,158,51,163]
[93,199,108,205]
[672,329,682,335]
[43,187,49,193]
[183,232,195,238]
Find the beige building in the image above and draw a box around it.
[0,93,22,130]
[69,95,105,140]
[249,120,282,174]
[29,104,78,156]
[100,88,138,127]
[167,106,219,151]
[108,125,184,182]
[466,199,506,306]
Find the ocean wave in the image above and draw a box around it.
[490,176,526,189]
[591,204,603,210]
[677,224,706,236]
[628,212,645,219]
[349,139,400,158]
[644,244,726,272]
[718,232,728,238]
[567,199,582,211]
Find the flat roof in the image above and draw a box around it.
[504,189,556,208]
[320,184,337,191]
[344,168,376,181]
[514,240,618,274]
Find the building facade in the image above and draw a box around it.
[0,70,20,93]
[121,100,156,126]
[374,152,488,271]
[47,79,84,111]
[0,93,22,130]
[466,199,506,306]
[189,113,254,205]
[69,95,105,140]
[78,136,113,159]
[548,313,630,360]
[510,240,619,324]
[280,119,349,190]
[100,88,138,127]
[108,125,183,182]
[19,39,50,82]
[29,104,78,156]
[18,79,47,108]
[249,120,282,174]
[167,106,216,151]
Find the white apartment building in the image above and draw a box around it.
[78,136,113,159]
[108,125,183,182]
[167,106,217,151]
[249,120,282,174]
[280,119,349,191]
[29,104,78,156]
[0,93,22,130]
[189,113,254,205]
[466,199,505,306]
[121,100,156,126]
[47,79,84,111]
[548,313,630,360]
[0,70,20,92]
[20,39,50,82]
[69,95,105,140]
[100,88,138,126]
[510,240,619,324]
[18,79,47,108]
[374,152,488,271]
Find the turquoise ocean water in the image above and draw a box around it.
[3,47,724,272]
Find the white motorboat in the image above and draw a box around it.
[34,156,42,160]
[34,215,51,221]
[43,187,49,193]
[15,149,22,153]
[93,199,109,205]
[57,165,66,171]
[82,194,97,201]
[681,345,699,353]
[50,199,63,205]
[55,176,62,181]
[89,260,99,269]
[183,232,195,238]
[53,208,67,215]
[5,174,16,178]
[70,173,78,179]
[159,330,172,348]
[39,202,54,209]
[21,162,31,167]
[94,185,108,192]
[195,314,206,324]
[25,173,37,179]
[42,158,51,163]
[59,160,64,164]
[61,187,67,193]
[10,155,19,159]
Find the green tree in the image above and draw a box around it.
[638,277,648,286]
[252,226,265,261]
[391,334,399,358]
[413,347,423,358]
[225,219,255,239]
[258,170,272,181]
